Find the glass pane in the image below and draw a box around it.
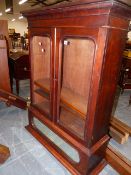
[31,36,51,118]
[33,117,80,163]
[59,38,95,139]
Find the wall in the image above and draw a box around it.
[128,32,131,40]
[127,21,131,41]
[8,20,28,36]
[0,20,9,39]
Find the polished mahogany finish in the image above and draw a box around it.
[23,0,131,174]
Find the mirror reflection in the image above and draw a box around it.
[8,31,30,100]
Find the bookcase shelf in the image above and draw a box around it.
[59,108,85,139]
[34,88,50,100]
[34,79,87,120]
[33,100,50,117]
[34,78,50,93]
[60,87,87,120]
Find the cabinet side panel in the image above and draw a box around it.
[92,28,128,144]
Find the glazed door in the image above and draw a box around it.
[29,29,53,120]
[56,28,98,141]
[0,37,27,109]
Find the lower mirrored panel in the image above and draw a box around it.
[33,117,80,163]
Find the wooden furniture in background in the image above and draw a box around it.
[0,20,11,50]
[0,21,27,112]
[106,145,131,175]
[0,36,27,109]
[129,94,131,105]
[0,37,11,92]
[0,144,10,164]
[101,113,131,175]
[111,117,131,135]
[109,120,129,144]
[9,52,30,94]
[0,38,26,168]
[22,0,131,174]
[0,20,11,94]
[119,57,131,93]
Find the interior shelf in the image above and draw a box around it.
[59,108,85,139]
[34,78,50,94]
[60,87,87,120]
[34,79,87,120]
[33,100,50,117]
[35,88,50,100]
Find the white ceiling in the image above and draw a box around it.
[0,0,40,22]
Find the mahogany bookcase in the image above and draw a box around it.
[22,0,131,174]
